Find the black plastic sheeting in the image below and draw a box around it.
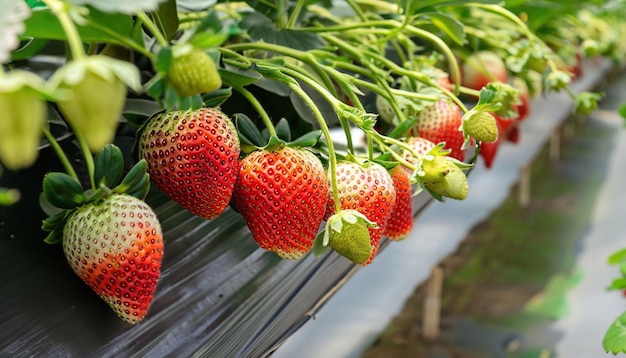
[0,131,434,357]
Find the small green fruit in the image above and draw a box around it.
[325,210,375,264]
[168,47,222,97]
[463,111,498,143]
[0,70,47,170]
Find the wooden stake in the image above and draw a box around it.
[422,266,443,340]
[519,164,531,208]
[550,128,561,163]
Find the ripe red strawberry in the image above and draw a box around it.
[233,145,329,259]
[462,51,508,91]
[139,107,240,220]
[62,194,163,324]
[479,136,500,169]
[415,99,465,162]
[512,77,530,121]
[506,125,520,143]
[167,46,222,97]
[384,166,413,241]
[326,161,396,265]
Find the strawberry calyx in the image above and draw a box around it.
[41,144,150,244]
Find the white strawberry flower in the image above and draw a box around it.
[0,0,31,64]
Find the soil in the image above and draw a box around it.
[362,111,618,358]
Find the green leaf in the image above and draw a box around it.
[148,0,179,41]
[289,130,322,148]
[154,47,173,76]
[313,229,332,258]
[240,12,325,51]
[41,210,69,232]
[94,144,124,188]
[114,159,149,194]
[388,116,418,139]
[189,31,229,49]
[43,226,64,245]
[618,103,626,122]
[219,68,261,87]
[603,310,626,354]
[23,7,134,45]
[275,118,291,142]
[68,0,166,15]
[42,172,86,209]
[608,248,626,265]
[609,278,626,291]
[423,12,465,46]
[126,173,151,200]
[10,38,50,61]
[235,113,266,147]
[202,87,233,107]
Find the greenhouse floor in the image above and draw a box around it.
[274,67,626,358]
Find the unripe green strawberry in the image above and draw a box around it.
[139,107,240,220]
[384,166,414,240]
[325,210,375,264]
[62,194,163,324]
[234,145,329,259]
[0,70,47,170]
[463,111,498,143]
[375,94,395,123]
[168,46,222,97]
[325,161,396,265]
[421,156,468,200]
[51,56,139,153]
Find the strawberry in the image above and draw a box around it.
[233,145,329,259]
[139,107,240,220]
[167,46,222,97]
[50,55,140,153]
[462,51,508,91]
[462,111,498,143]
[0,70,47,170]
[384,165,413,241]
[325,210,375,264]
[415,99,466,162]
[479,138,499,169]
[62,194,163,324]
[326,161,396,265]
[512,77,530,121]
[506,125,520,144]
[401,136,436,173]
[421,155,468,200]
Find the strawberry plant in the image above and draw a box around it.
[1,0,622,342]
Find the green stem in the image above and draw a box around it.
[282,66,363,152]
[88,20,154,59]
[372,137,416,171]
[345,0,368,21]
[287,82,342,214]
[42,0,85,61]
[136,10,169,47]
[234,86,277,137]
[472,4,536,46]
[287,0,306,28]
[366,133,374,162]
[225,42,336,93]
[43,128,80,182]
[76,133,96,191]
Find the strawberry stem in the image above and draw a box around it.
[286,81,342,214]
[233,85,277,138]
[286,0,306,29]
[42,128,81,183]
[136,10,169,47]
[42,0,86,61]
[75,134,97,191]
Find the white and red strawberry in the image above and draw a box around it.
[415,99,466,162]
[62,194,164,324]
[325,160,396,265]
